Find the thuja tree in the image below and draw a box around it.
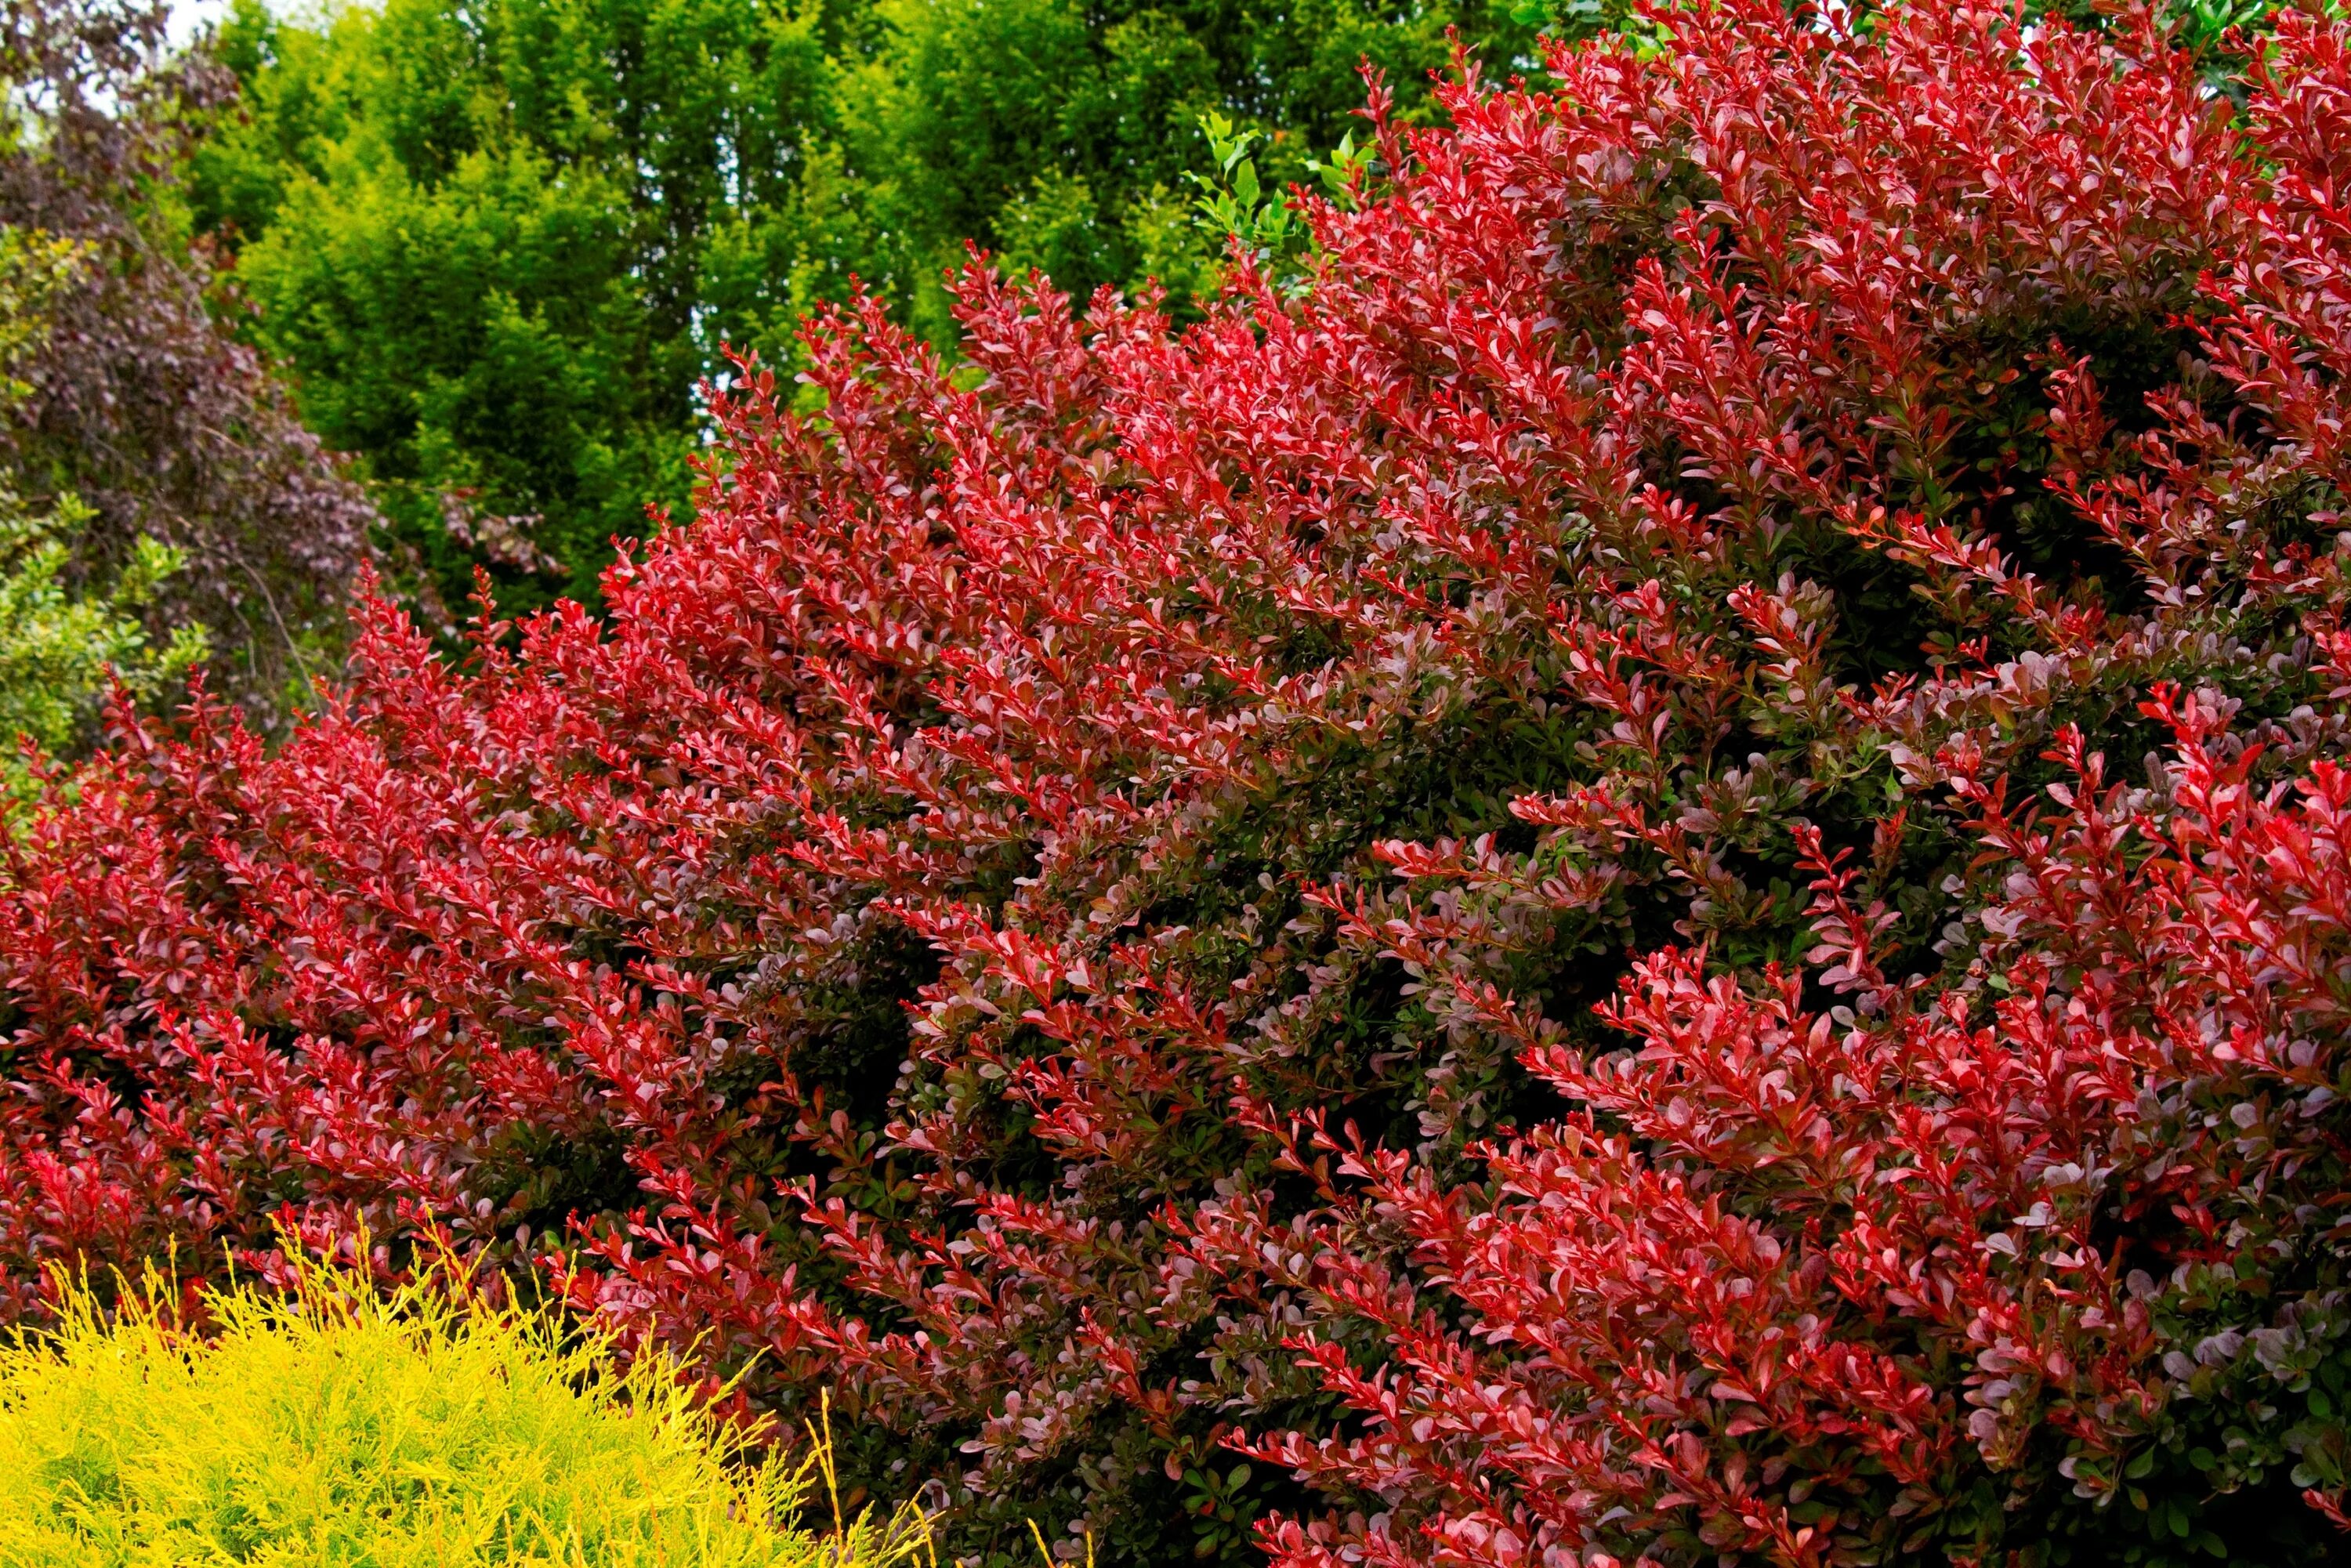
[10,4,2351,1566]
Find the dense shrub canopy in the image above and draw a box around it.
[9,3,2351,1565]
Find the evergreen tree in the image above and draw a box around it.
[190,0,1534,614]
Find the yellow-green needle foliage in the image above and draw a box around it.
[0,1255,927,1568]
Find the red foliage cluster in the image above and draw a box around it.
[9,3,2351,1563]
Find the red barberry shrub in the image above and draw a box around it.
[7,3,2351,1564]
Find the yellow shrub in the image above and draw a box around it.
[0,1255,926,1568]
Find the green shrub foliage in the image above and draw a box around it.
[187,0,1538,613]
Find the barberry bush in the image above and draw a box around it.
[7,2,2351,1564]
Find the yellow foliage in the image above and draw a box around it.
[0,1251,930,1568]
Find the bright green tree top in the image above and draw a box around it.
[191,0,1535,617]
